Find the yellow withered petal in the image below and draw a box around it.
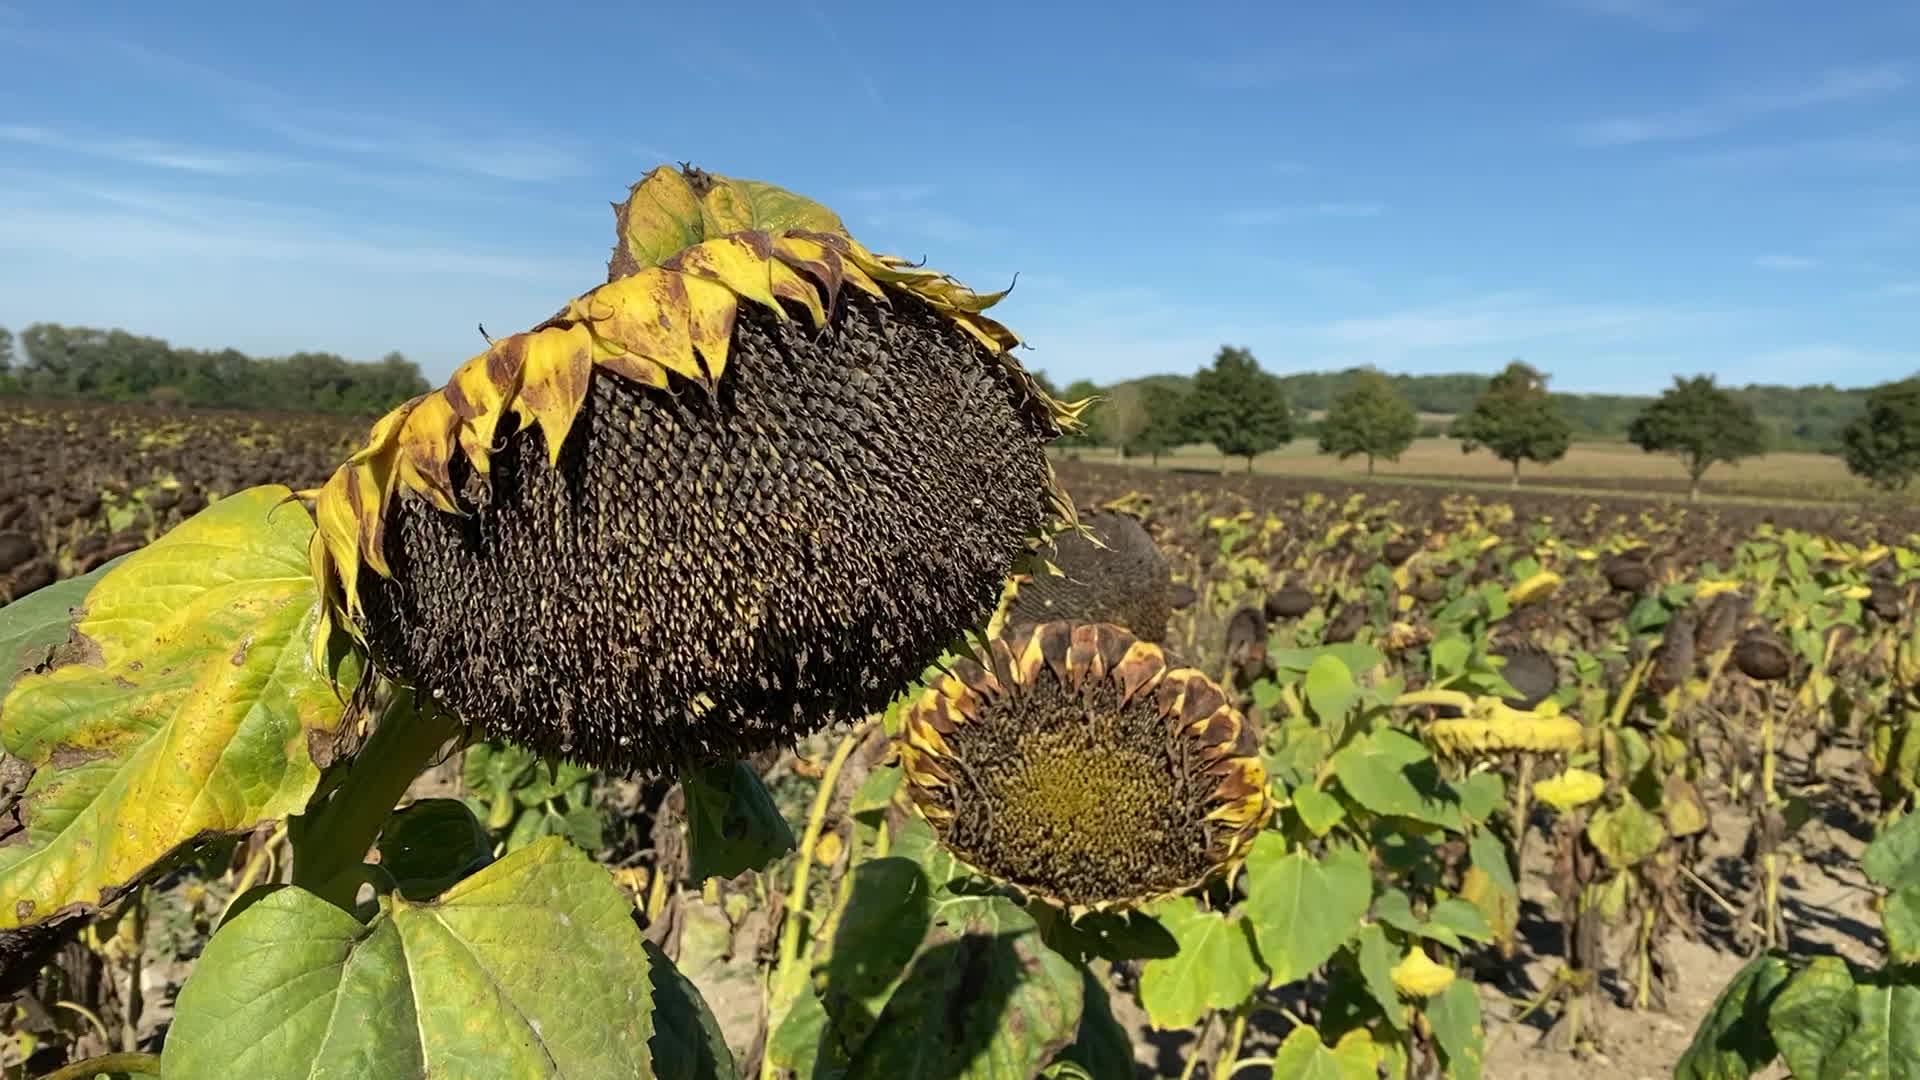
[513,323,596,468]
[680,273,741,381]
[583,273,704,384]
[394,393,462,514]
[444,340,527,478]
[768,259,827,327]
[663,234,784,317]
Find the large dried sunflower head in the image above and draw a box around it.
[897,621,1273,912]
[307,165,1085,773]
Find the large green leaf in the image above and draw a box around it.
[847,895,1082,1080]
[647,940,739,1080]
[1425,977,1485,1080]
[162,837,656,1078]
[1265,1026,1377,1080]
[1769,957,1920,1080]
[1674,953,1793,1080]
[0,554,127,691]
[1242,834,1372,987]
[1305,655,1359,725]
[683,760,795,883]
[1137,897,1264,1030]
[1330,730,1469,829]
[0,487,351,932]
[1865,811,1920,891]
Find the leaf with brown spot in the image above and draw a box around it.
[0,487,357,934]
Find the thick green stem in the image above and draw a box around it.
[1213,1002,1251,1079]
[760,725,867,1080]
[290,696,463,910]
[1634,906,1654,1011]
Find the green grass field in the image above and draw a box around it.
[1059,436,1890,507]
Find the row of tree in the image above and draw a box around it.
[1047,347,1920,498]
[0,324,430,415]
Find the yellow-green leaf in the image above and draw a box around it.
[0,487,353,931]
[611,166,706,275]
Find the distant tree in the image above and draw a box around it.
[9,322,426,413]
[1029,368,1061,399]
[1126,390,1193,464]
[1190,346,1292,471]
[0,326,13,374]
[1318,370,1418,475]
[1627,374,1766,500]
[1841,377,1920,492]
[1450,361,1571,488]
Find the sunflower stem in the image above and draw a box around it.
[1214,1002,1251,1079]
[289,693,462,911]
[761,723,868,1080]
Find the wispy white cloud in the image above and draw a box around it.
[1225,202,1385,226]
[0,183,573,281]
[0,124,299,176]
[1576,65,1907,146]
[1755,254,1818,270]
[1561,0,1705,32]
[1675,134,1920,171]
[250,111,590,183]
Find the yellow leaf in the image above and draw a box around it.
[610,165,704,274]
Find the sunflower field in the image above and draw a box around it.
[3,168,1918,1080]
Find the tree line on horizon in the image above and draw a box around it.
[0,323,430,416]
[1040,347,1920,498]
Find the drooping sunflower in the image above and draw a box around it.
[897,621,1272,912]
[307,165,1085,773]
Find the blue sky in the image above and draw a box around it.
[1,1,1916,394]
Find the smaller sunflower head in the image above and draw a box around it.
[898,621,1273,912]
